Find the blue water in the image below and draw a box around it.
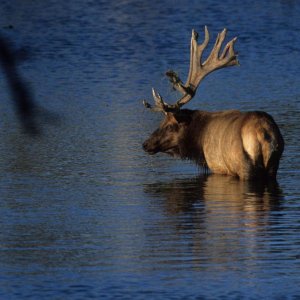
[0,0,300,299]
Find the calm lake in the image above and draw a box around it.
[0,0,300,299]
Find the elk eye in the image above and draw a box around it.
[165,125,177,132]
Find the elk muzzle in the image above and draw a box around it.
[143,138,159,155]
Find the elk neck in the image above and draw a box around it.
[178,109,210,165]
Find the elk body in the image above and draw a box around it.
[142,27,284,180]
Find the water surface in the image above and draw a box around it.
[0,0,300,298]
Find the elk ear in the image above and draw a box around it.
[172,111,193,125]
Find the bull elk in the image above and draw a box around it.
[142,26,284,180]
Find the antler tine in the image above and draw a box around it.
[207,28,227,61]
[142,88,168,113]
[197,26,210,55]
[219,37,239,65]
[152,88,167,111]
[190,25,209,83]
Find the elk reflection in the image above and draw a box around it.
[144,175,283,266]
[145,174,282,215]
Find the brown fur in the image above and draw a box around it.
[143,109,284,180]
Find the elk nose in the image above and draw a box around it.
[143,139,156,154]
[142,140,149,151]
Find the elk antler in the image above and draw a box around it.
[143,26,239,112]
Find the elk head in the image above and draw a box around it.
[143,109,194,157]
[143,26,239,157]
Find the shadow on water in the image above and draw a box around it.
[0,34,60,135]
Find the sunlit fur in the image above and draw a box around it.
[143,109,284,180]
